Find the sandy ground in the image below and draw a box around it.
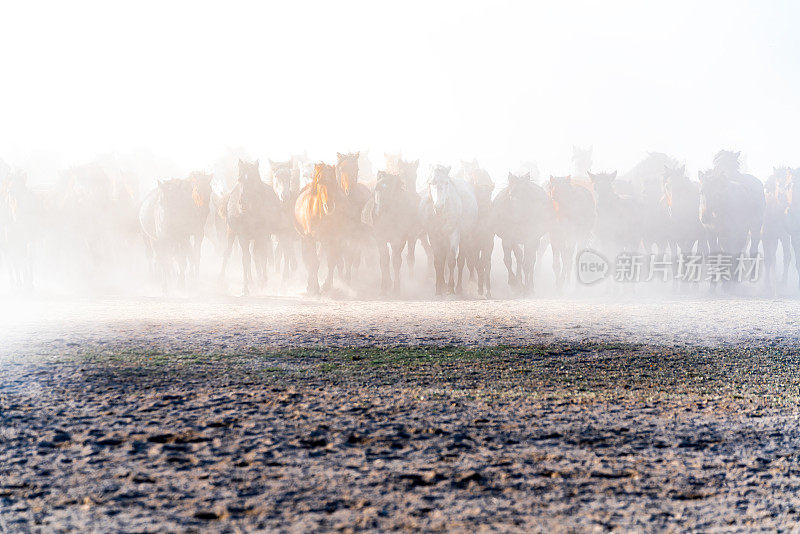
[2,296,800,360]
[3,297,800,532]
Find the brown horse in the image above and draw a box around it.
[294,163,347,294]
[186,171,213,277]
[548,176,595,290]
[336,152,371,283]
[465,165,495,297]
[220,159,281,295]
[269,159,301,283]
[492,172,552,294]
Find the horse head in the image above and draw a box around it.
[698,168,728,225]
[269,159,294,203]
[237,159,263,213]
[313,163,339,215]
[427,164,453,214]
[336,152,360,195]
[661,165,688,206]
[188,171,213,209]
[712,150,741,177]
[373,171,402,217]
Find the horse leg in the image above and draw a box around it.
[780,234,791,286]
[455,243,466,295]
[433,246,445,296]
[322,243,338,293]
[406,236,416,276]
[301,238,320,295]
[378,241,390,294]
[502,241,515,287]
[522,239,537,295]
[219,227,235,284]
[391,239,405,294]
[240,237,252,296]
[763,234,777,292]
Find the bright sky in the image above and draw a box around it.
[1,0,799,181]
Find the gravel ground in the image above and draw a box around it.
[2,298,800,532]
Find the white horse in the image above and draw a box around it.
[419,165,478,295]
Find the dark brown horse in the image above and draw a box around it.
[589,170,643,256]
[492,172,552,294]
[1,171,38,290]
[385,155,432,275]
[699,151,764,258]
[336,152,371,283]
[220,160,281,295]
[548,176,595,290]
[139,178,195,292]
[760,167,792,288]
[269,159,300,283]
[361,171,417,293]
[294,163,347,294]
[186,171,213,277]
[783,168,800,287]
[661,165,706,259]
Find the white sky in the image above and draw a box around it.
[1,0,799,181]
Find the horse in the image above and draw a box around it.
[548,175,595,290]
[784,168,800,287]
[269,159,301,283]
[492,172,552,294]
[0,171,38,290]
[699,151,765,258]
[623,152,681,254]
[220,159,281,295]
[419,165,478,295]
[294,163,347,294]
[465,165,495,297]
[139,178,195,292]
[185,171,213,277]
[361,171,417,293]
[761,167,792,288]
[589,170,643,257]
[385,154,431,275]
[662,165,705,258]
[336,152,371,283]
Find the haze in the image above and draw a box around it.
[2,0,799,180]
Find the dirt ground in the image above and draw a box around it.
[2,298,800,532]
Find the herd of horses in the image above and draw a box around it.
[1,148,799,297]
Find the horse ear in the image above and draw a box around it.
[523,172,531,181]
[610,171,617,180]
[587,171,596,182]
[698,171,705,183]
[508,172,514,180]
[679,164,685,176]
[565,175,572,184]
[355,151,360,159]
[445,166,451,176]
[157,179,164,187]
[337,152,344,161]
[411,160,419,171]
[254,160,259,169]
